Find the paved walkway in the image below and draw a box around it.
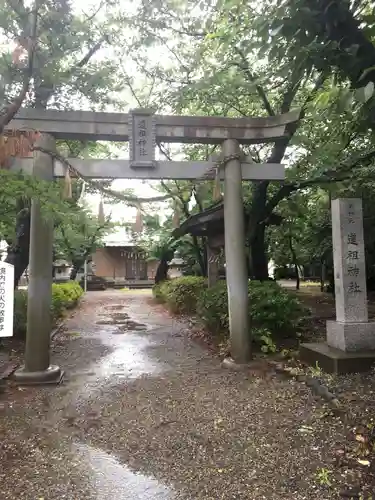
[0,291,341,499]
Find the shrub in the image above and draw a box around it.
[152,282,168,303]
[158,276,206,314]
[197,280,307,348]
[13,289,28,339]
[13,281,83,339]
[51,281,83,319]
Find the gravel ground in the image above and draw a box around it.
[0,290,374,499]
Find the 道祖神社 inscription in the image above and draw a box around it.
[0,261,14,337]
[129,108,156,168]
[331,198,368,323]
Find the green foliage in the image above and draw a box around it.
[152,282,168,303]
[155,277,307,351]
[196,281,307,348]
[268,190,332,274]
[13,289,28,339]
[54,207,112,274]
[13,281,83,339]
[51,281,84,318]
[0,0,121,110]
[155,276,206,314]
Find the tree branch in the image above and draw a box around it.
[265,149,375,217]
[61,35,109,79]
[0,0,40,133]
[82,0,106,23]
[233,47,275,116]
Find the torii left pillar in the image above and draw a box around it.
[14,134,63,385]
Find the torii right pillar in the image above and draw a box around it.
[222,139,251,365]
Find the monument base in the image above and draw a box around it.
[300,342,375,374]
[327,320,375,351]
[13,365,64,386]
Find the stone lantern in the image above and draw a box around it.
[168,251,185,279]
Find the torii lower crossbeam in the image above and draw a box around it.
[11,158,285,181]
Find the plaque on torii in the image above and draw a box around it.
[128,108,157,169]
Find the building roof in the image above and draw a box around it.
[172,201,284,239]
[172,202,224,238]
[103,228,135,247]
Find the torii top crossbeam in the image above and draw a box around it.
[6,108,300,144]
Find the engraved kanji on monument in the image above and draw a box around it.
[128,108,157,169]
[0,261,14,338]
[327,198,375,351]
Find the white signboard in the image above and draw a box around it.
[129,108,156,168]
[0,261,14,337]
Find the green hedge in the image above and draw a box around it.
[13,281,83,339]
[197,280,306,346]
[153,276,206,314]
[154,277,307,351]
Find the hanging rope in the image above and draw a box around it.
[31,145,175,206]
[63,165,72,199]
[77,180,86,204]
[98,198,105,224]
[4,134,238,214]
[212,167,222,201]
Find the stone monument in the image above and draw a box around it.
[301,198,375,373]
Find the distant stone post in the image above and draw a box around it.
[14,134,63,385]
[222,139,251,365]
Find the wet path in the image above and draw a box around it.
[0,291,336,499]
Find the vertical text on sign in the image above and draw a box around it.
[345,202,362,295]
[0,261,14,338]
[331,198,368,323]
[129,108,156,168]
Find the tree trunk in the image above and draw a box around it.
[288,234,300,290]
[192,235,206,276]
[70,263,81,280]
[250,224,269,280]
[320,260,326,292]
[5,206,31,288]
[155,257,169,284]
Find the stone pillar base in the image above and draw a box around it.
[300,342,375,374]
[221,357,251,371]
[327,320,375,351]
[13,365,64,386]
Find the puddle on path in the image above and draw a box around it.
[75,443,174,500]
[96,319,127,325]
[68,304,168,400]
[98,334,163,379]
[111,312,130,320]
[105,304,124,311]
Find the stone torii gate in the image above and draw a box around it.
[6,107,299,384]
